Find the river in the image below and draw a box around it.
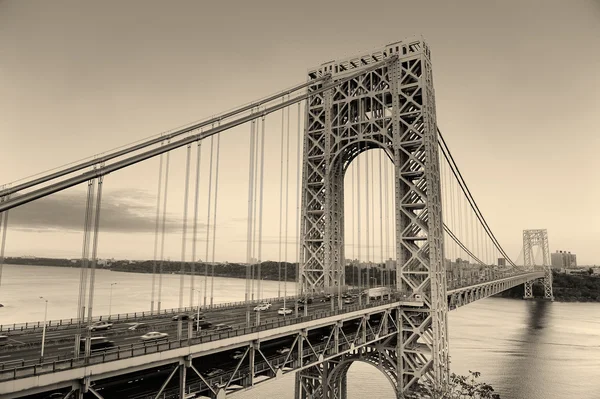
[1,264,599,398]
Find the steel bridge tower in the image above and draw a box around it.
[298,37,448,398]
[523,229,554,300]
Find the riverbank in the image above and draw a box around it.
[3,257,388,286]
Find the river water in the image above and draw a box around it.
[1,264,599,399]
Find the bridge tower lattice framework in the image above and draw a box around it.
[298,37,448,398]
[523,229,554,300]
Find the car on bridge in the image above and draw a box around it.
[231,350,245,360]
[79,337,114,351]
[343,298,355,304]
[276,347,291,355]
[88,321,113,331]
[277,307,292,315]
[202,368,224,378]
[171,314,193,321]
[127,322,148,331]
[140,331,169,341]
[253,303,270,311]
[193,320,213,330]
[213,323,233,331]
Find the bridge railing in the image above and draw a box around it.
[0,294,299,335]
[0,297,398,382]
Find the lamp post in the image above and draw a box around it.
[108,283,117,319]
[193,289,202,334]
[39,296,48,359]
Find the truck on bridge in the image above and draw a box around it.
[363,287,392,300]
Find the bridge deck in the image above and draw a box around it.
[0,272,544,398]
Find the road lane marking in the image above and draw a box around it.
[0,355,12,359]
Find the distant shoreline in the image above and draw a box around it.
[4,258,599,303]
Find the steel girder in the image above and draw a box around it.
[299,37,447,397]
[522,229,554,300]
[447,272,544,309]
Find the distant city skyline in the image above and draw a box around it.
[1,1,599,264]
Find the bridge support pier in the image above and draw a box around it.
[523,281,534,299]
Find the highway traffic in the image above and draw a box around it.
[0,294,366,367]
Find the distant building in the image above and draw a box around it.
[498,258,506,267]
[551,251,577,269]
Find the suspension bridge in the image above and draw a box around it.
[0,37,553,399]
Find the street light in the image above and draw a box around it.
[39,296,48,359]
[108,283,118,319]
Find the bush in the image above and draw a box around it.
[411,370,500,399]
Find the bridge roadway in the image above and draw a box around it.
[0,297,315,365]
[0,272,544,398]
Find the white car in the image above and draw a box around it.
[277,307,292,316]
[276,347,291,355]
[253,304,269,312]
[140,331,169,341]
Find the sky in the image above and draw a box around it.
[1,0,599,265]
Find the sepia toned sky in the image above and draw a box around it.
[1,0,599,265]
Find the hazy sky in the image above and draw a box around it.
[1,0,599,265]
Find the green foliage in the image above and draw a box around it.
[412,371,501,399]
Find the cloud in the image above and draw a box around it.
[8,189,198,234]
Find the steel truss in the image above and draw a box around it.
[447,272,544,309]
[522,229,554,300]
[299,37,447,397]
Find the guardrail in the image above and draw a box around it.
[0,294,300,335]
[0,298,397,382]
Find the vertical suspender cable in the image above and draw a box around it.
[189,139,202,307]
[351,159,355,289]
[357,146,362,305]
[283,99,290,309]
[295,103,303,314]
[0,195,9,295]
[251,118,260,301]
[79,179,95,321]
[158,149,171,313]
[209,130,221,308]
[371,147,375,287]
[151,151,164,314]
[203,133,215,307]
[75,178,94,358]
[378,151,384,290]
[86,174,103,331]
[365,150,370,299]
[245,113,256,325]
[179,144,192,309]
[277,99,285,298]
[384,154,390,290]
[257,115,266,314]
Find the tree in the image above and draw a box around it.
[411,370,501,399]
[588,267,594,276]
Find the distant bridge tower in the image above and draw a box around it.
[523,229,554,300]
[298,37,448,397]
